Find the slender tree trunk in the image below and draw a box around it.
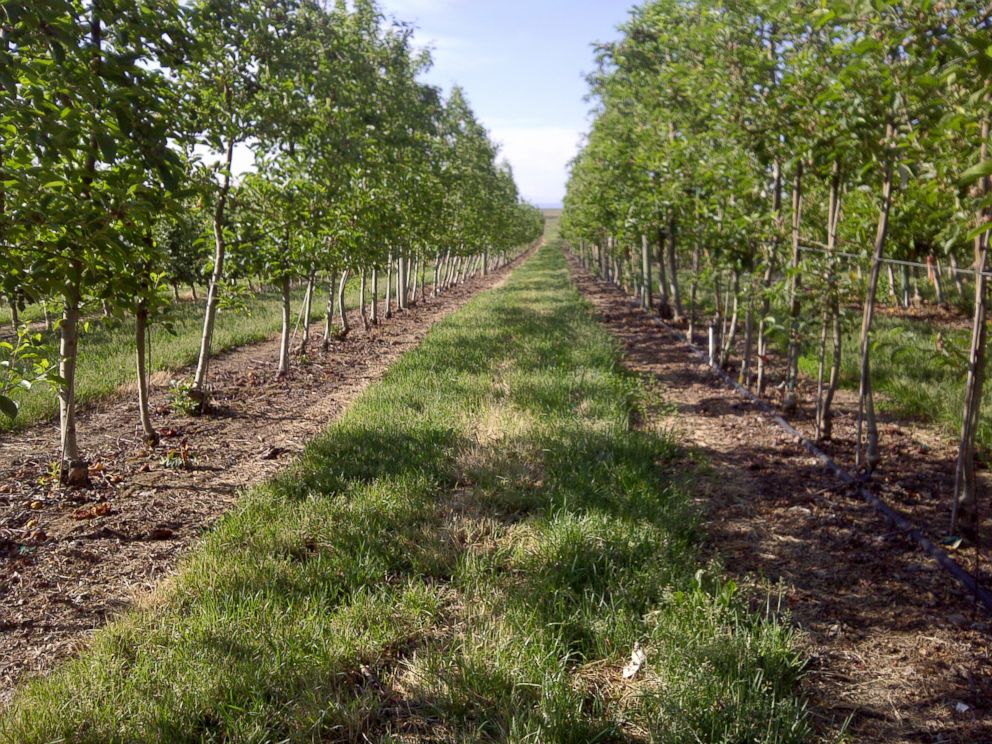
[757,160,783,397]
[300,271,315,351]
[410,257,420,305]
[952,111,991,533]
[385,254,393,318]
[900,264,911,308]
[783,161,804,413]
[277,276,291,378]
[688,245,700,344]
[135,300,156,443]
[59,272,87,486]
[740,275,755,387]
[817,158,843,440]
[655,228,670,318]
[950,253,966,297]
[8,297,17,333]
[887,264,898,302]
[933,258,945,305]
[337,269,350,336]
[322,270,338,351]
[668,216,684,320]
[370,268,379,324]
[359,269,369,332]
[191,138,235,403]
[641,234,653,311]
[720,271,740,368]
[856,124,896,472]
[397,254,407,310]
[172,283,180,301]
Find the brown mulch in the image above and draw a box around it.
[567,254,992,744]
[0,258,523,702]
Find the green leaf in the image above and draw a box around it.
[96,131,118,163]
[960,160,992,188]
[0,395,19,420]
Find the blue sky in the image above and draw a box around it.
[379,0,633,207]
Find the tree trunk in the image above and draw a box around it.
[757,159,783,397]
[933,258,945,305]
[370,268,379,324]
[337,269,350,336]
[385,254,393,318]
[191,138,235,404]
[300,271,315,351]
[952,111,991,534]
[59,272,87,486]
[135,300,156,443]
[720,271,740,368]
[277,276,291,378]
[668,216,684,320]
[641,234,653,311]
[321,270,338,351]
[9,297,18,333]
[655,228,670,318]
[817,158,843,440]
[688,245,700,344]
[856,123,896,472]
[950,253,966,297]
[900,264,911,308]
[397,254,407,310]
[887,264,898,301]
[783,161,804,413]
[359,269,370,332]
[740,277,755,387]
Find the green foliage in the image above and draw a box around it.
[0,326,62,420]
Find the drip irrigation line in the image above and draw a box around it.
[574,253,992,614]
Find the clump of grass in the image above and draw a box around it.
[1,244,809,742]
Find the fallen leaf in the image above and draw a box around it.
[88,462,105,475]
[30,500,43,510]
[72,502,112,520]
[955,701,970,714]
[622,643,647,680]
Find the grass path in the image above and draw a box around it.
[1,243,808,742]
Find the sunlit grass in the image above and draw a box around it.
[1,244,809,742]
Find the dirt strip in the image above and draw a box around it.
[567,253,992,744]
[0,255,525,702]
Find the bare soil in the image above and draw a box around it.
[567,255,992,744]
[0,259,522,702]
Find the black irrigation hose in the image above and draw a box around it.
[573,254,992,614]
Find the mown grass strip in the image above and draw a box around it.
[1,243,809,743]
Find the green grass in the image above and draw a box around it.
[1,273,418,432]
[0,243,809,742]
[796,311,989,445]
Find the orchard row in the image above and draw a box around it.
[562,0,991,535]
[0,0,544,483]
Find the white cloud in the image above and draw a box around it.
[489,125,582,206]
